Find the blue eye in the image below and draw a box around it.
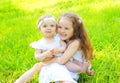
[43,25,47,28]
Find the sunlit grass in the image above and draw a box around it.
[10,0,65,12]
[0,0,120,83]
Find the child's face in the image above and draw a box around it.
[40,21,56,38]
[58,17,74,41]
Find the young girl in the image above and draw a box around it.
[38,12,94,82]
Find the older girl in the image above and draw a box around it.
[39,12,94,83]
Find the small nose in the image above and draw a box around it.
[47,26,51,29]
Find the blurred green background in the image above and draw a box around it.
[0,0,120,83]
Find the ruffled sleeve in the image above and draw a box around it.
[29,40,42,49]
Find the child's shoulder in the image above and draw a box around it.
[30,38,43,44]
[69,39,80,47]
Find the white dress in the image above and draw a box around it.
[30,36,77,83]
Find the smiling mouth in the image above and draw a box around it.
[60,34,67,37]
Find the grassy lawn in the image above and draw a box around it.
[0,0,120,83]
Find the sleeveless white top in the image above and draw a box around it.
[71,50,87,63]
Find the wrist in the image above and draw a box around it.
[59,48,64,53]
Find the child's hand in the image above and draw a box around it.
[43,56,54,62]
[42,50,54,62]
[45,50,54,57]
[50,48,60,54]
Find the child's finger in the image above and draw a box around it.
[50,49,54,53]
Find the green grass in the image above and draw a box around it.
[0,0,120,83]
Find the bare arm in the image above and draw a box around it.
[65,61,82,72]
[46,40,80,64]
[34,49,54,61]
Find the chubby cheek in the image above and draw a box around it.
[66,32,73,40]
[60,37,65,41]
[53,29,56,33]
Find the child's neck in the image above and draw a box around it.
[43,36,54,40]
[43,37,55,44]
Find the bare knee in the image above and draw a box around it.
[33,63,40,67]
[33,63,44,72]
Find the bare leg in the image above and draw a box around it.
[63,81,72,83]
[14,62,45,83]
[65,61,89,73]
[60,81,73,83]
[72,60,83,66]
[66,61,94,76]
[72,60,94,75]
